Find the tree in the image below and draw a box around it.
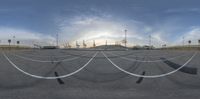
[198,39,200,45]
[8,39,11,46]
[17,41,20,47]
[188,40,191,45]
[17,41,20,45]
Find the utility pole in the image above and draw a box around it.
[105,40,107,50]
[83,40,87,48]
[67,42,71,48]
[13,36,15,45]
[93,40,96,47]
[76,41,80,48]
[149,35,152,49]
[56,33,59,47]
[182,36,185,46]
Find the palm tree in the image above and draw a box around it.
[198,39,200,45]
[188,40,192,49]
[17,41,20,44]
[188,40,191,45]
[17,41,20,47]
[8,39,11,46]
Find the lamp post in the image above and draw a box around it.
[149,35,152,50]
[93,40,96,47]
[13,36,15,45]
[124,29,127,47]
[56,33,59,47]
[182,36,185,46]
[198,39,200,50]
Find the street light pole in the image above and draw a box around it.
[93,40,96,47]
[182,36,185,46]
[56,33,59,47]
[13,36,15,46]
[124,29,127,47]
[149,35,152,49]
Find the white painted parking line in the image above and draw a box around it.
[3,52,98,79]
[102,51,197,78]
[16,52,71,57]
[107,51,186,58]
[16,51,92,58]
[107,52,187,63]
[11,53,80,63]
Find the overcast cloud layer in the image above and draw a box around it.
[0,0,200,47]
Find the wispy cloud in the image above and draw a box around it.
[0,27,56,46]
[166,8,200,13]
[176,27,200,45]
[1,0,200,48]
[57,15,152,47]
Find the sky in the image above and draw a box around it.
[0,0,200,47]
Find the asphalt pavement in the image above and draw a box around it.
[0,49,200,99]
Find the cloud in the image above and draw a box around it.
[178,27,200,45]
[151,32,168,46]
[2,15,196,48]
[57,14,186,48]
[57,15,151,47]
[0,27,56,46]
[166,8,200,13]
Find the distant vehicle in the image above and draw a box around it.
[42,46,58,49]
[143,45,154,50]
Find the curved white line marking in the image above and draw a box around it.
[16,52,71,58]
[16,52,92,58]
[107,52,187,63]
[12,54,81,63]
[3,52,98,79]
[109,52,184,58]
[102,51,197,78]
